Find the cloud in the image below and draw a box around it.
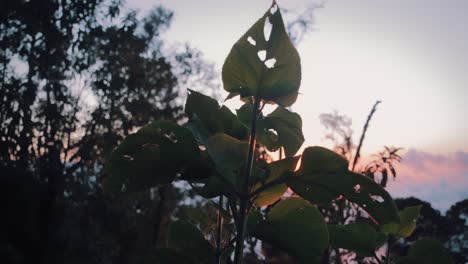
[386,149,468,213]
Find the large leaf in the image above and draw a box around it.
[328,223,387,257]
[253,197,328,262]
[253,156,300,206]
[185,89,248,140]
[397,238,453,264]
[222,1,301,107]
[167,221,216,264]
[258,106,304,156]
[288,146,399,225]
[104,121,199,193]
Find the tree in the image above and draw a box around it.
[392,197,468,263]
[0,1,219,263]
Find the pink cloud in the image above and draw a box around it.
[386,149,468,213]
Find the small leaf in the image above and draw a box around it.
[289,147,400,226]
[398,205,421,237]
[254,156,300,206]
[258,106,304,156]
[168,221,216,264]
[236,101,255,126]
[185,89,248,140]
[382,205,422,238]
[397,238,453,264]
[328,223,387,257]
[253,197,328,262]
[222,2,301,106]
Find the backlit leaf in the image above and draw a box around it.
[328,223,387,257]
[289,147,399,225]
[222,1,301,107]
[253,197,328,262]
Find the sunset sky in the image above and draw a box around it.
[130,0,467,212]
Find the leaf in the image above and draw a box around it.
[181,206,213,228]
[254,156,300,206]
[103,121,199,193]
[288,146,400,225]
[236,101,255,126]
[253,197,328,262]
[222,1,301,107]
[328,223,387,257]
[398,205,422,237]
[258,106,304,156]
[185,89,248,140]
[191,133,248,198]
[383,205,422,238]
[167,221,216,264]
[397,238,453,264]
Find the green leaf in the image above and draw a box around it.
[398,205,422,237]
[103,121,199,193]
[185,89,248,140]
[191,133,248,198]
[382,205,422,238]
[236,101,255,126]
[167,221,216,264]
[289,146,399,225]
[258,106,304,156]
[253,197,328,262]
[328,223,387,257]
[222,2,301,107]
[254,156,300,206]
[397,238,453,264]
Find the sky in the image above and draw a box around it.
[129,0,467,212]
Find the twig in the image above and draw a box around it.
[351,100,381,172]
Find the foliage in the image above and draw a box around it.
[104,1,453,263]
[0,1,218,263]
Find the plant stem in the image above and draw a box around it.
[385,237,393,264]
[373,252,383,264]
[233,97,261,264]
[216,195,224,264]
[351,100,381,171]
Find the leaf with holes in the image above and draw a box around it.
[252,197,328,262]
[222,1,301,106]
[258,106,304,156]
[253,156,300,206]
[328,223,387,257]
[104,121,199,193]
[186,89,248,140]
[288,146,400,225]
[397,238,453,264]
[167,221,216,264]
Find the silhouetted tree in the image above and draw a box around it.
[0,1,218,263]
[391,198,468,263]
